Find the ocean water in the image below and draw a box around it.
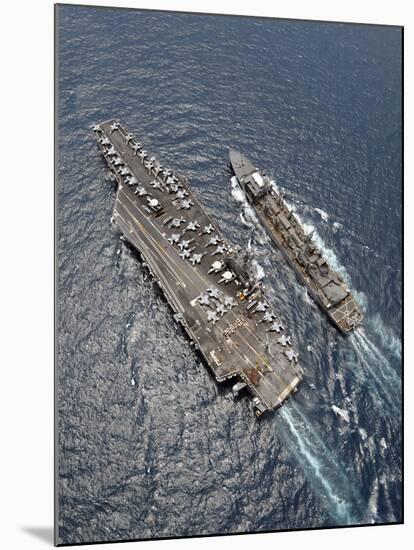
[56,5,402,545]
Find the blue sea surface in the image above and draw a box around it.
[57,5,402,545]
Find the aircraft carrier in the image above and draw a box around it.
[92,120,302,417]
[229,150,363,333]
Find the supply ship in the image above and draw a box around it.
[93,120,302,417]
[229,150,363,333]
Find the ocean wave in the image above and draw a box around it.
[314,207,329,222]
[368,313,402,361]
[351,329,401,414]
[332,405,350,423]
[252,259,265,281]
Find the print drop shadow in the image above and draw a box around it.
[21,526,54,545]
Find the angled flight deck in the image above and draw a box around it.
[229,149,363,333]
[93,120,302,416]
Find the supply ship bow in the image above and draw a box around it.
[229,149,363,333]
[93,120,302,417]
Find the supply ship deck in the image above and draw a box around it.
[93,120,302,416]
[229,149,363,333]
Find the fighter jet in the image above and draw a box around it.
[134,186,148,196]
[198,293,210,306]
[179,249,191,260]
[266,321,284,333]
[170,217,185,228]
[186,221,200,232]
[150,179,162,190]
[168,233,181,245]
[127,176,138,186]
[189,253,203,266]
[113,157,123,166]
[278,334,291,347]
[176,189,188,200]
[178,240,191,250]
[138,150,147,160]
[224,295,236,308]
[216,303,226,316]
[161,170,172,182]
[107,146,117,156]
[120,167,130,176]
[211,244,227,256]
[207,288,220,299]
[201,224,214,235]
[109,122,119,134]
[205,236,221,248]
[179,199,193,210]
[153,163,162,177]
[260,311,275,323]
[132,143,141,154]
[285,349,298,362]
[92,124,101,132]
[254,301,268,313]
[207,311,219,324]
[125,132,134,143]
[100,137,110,145]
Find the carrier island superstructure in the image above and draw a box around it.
[229,149,363,333]
[93,120,302,417]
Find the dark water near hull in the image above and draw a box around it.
[57,6,402,545]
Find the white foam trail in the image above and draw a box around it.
[359,428,367,441]
[332,406,350,423]
[252,259,265,281]
[302,222,352,286]
[231,177,267,237]
[299,223,401,407]
[369,314,402,360]
[269,179,280,193]
[239,212,252,228]
[351,331,401,413]
[353,290,369,313]
[301,288,312,305]
[367,478,379,523]
[354,330,400,387]
[282,197,297,214]
[314,207,329,222]
[230,176,245,203]
[281,407,354,524]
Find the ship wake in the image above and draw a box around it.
[280,404,361,525]
[351,329,401,415]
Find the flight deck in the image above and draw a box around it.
[93,120,302,416]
